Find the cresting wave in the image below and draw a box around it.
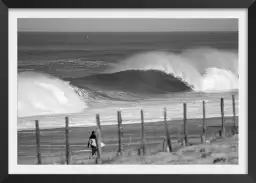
[69,70,193,95]
[18,72,87,117]
[18,48,238,117]
[103,49,238,91]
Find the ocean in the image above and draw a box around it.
[17,31,239,130]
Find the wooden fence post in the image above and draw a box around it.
[232,95,237,133]
[117,111,123,155]
[65,117,70,164]
[140,110,146,155]
[220,98,225,137]
[95,114,102,164]
[201,101,206,144]
[35,120,42,164]
[162,138,167,152]
[183,103,188,146]
[164,108,172,152]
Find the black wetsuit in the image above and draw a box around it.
[88,133,97,156]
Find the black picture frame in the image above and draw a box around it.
[0,0,254,183]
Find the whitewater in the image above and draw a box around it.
[18,48,238,120]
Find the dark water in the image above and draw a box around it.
[69,70,192,95]
[18,32,238,60]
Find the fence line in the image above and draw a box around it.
[183,103,188,146]
[117,111,123,156]
[201,101,206,144]
[96,114,102,164]
[163,108,172,152]
[140,110,146,155]
[232,95,237,131]
[65,117,70,165]
[220,98,225,137]
[26,95,239,164]
[35,120,41,164]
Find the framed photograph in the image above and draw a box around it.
[0,0,254,182]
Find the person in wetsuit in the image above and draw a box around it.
[88,131,98,157]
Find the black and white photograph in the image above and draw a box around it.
[9,10,247,173]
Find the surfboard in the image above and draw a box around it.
[89,139,105,147]
[101,142,105,147]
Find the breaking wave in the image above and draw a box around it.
[69,70,193,94]
[18,48,238,117]
[103,49,238,91]
[18,72,87,117]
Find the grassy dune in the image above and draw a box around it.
[105,135,238,164]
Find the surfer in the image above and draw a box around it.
[87,131,98,158]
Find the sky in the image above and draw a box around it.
[18,18,238,32]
